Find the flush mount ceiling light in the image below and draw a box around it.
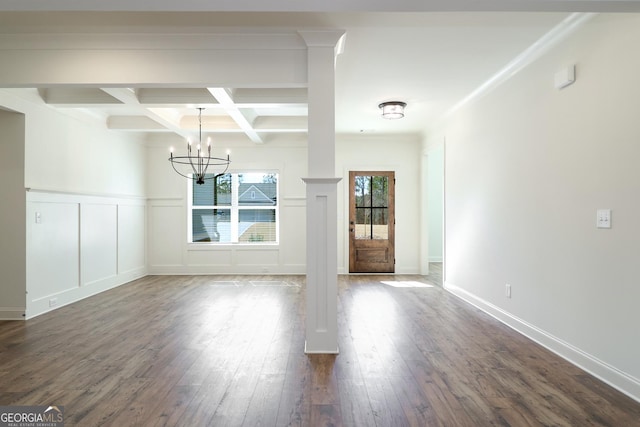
[169,108,230,185]
[378,101,407,119]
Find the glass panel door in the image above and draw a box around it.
[349,171,395,273]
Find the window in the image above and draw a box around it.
[354,175,389,240]
[189,172,278,243]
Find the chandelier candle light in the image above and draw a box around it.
[169,108,231,185]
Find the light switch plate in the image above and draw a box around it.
[597,209,611,229]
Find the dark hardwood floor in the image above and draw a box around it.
[1,268,639,426]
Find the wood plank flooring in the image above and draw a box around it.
[1,269,639,426]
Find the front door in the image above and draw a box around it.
[349,171,395,273]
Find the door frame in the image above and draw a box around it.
[347,170,395,273]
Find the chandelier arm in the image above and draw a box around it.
[169,158,228,181]
[216,161,230,178]
[170,159,198,181]
[169,155,229,165]
[168,107,230,184]
[201,150,213,176]
[170,155,200,180]
[188,153,200,177]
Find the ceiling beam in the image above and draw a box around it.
[39,88,122,105]
[137,88,218,105]
[208,87,264,144]
[100,87,190,138]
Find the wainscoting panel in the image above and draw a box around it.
[280,199,306,273]
[148,197,306,275]
[26,190,147,319]
[186,248,233,267]
[81,203,118,286]
[118,203,146,275]
[27,200,80,300]
[236,247,279,267]
[148,204,184,268]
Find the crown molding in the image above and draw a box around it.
[440,12,596,120]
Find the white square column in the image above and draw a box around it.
[299,30,345,354]
[302,178,341,353]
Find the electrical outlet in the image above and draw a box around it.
[505,284,512,298]
[49,298,57,307]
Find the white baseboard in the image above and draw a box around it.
[428,256,443,262]
[148,265,306,275]
[444,281,640,403]
[26,268,147,319]
[305,341,339,354]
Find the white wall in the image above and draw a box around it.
[426,145,444,263]
[0,89,147,319]
[147,135,309,274]
[437,14,640,400]
[0,108,26,319]
[23,109,145,197]
[147,133,423,275]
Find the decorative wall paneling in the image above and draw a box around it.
[26,190,146,318]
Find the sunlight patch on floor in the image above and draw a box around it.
[209,281,241,286]
[250,280,299,287]
[380,281,434,288]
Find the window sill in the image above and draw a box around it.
[187,243,280,250]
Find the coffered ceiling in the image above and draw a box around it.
[36,87,308,144]
[1,2,637,144]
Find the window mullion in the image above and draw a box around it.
[231,173,239,242]
[187,176,194,243]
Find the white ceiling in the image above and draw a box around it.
[1,4,636,143]
[333,12,570,135]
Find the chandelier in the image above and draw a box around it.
[169,108,230,185]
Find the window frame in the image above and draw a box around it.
[187,171,279,245]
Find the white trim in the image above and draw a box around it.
[148,265,305,275]
[305,342,339,354]
[444,281,640,403]
[0,32,306,51]
[27,187,146,201]
[301,177,342,184]
[26,268,145,320]
[186,243,280,250]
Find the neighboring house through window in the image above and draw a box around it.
[189,172,278,243]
